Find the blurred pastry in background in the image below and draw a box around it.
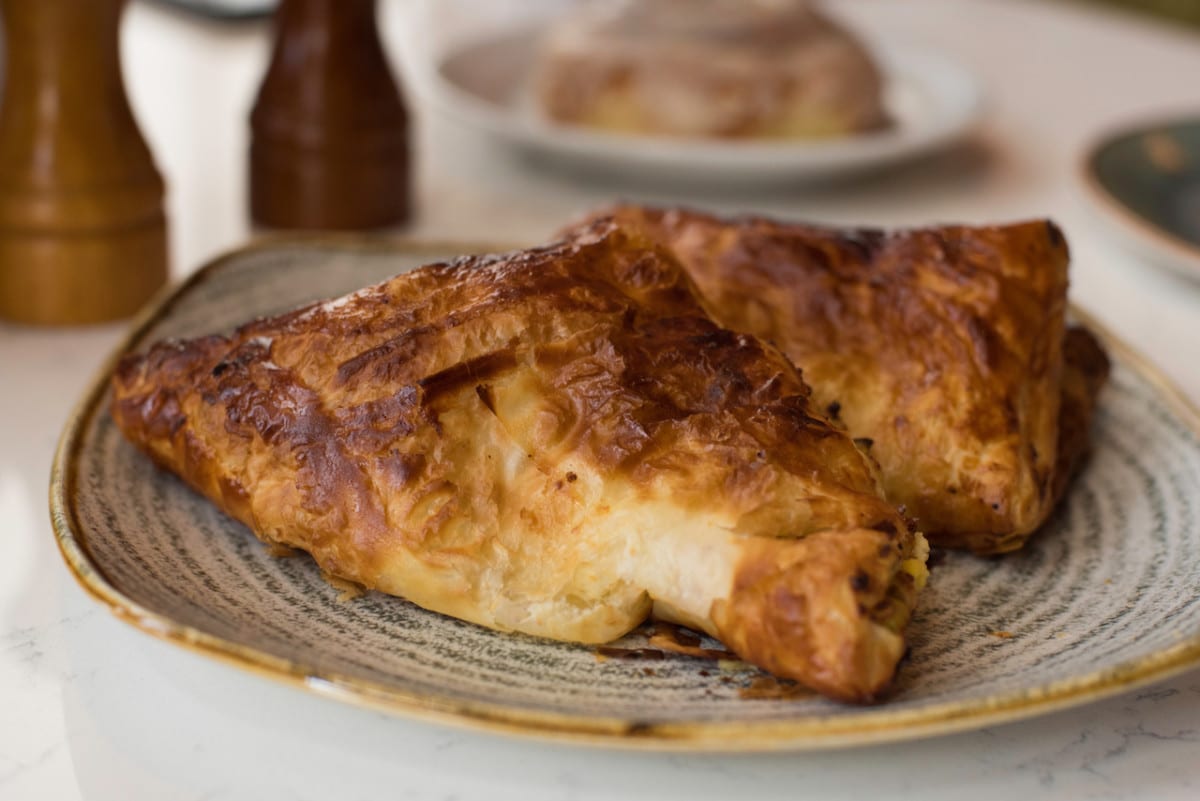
[535,0,889,139]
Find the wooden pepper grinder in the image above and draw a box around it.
[0,0,168,325]
[249,0,410,230]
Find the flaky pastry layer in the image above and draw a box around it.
[565,206,1110,554]
[112,220,927,703]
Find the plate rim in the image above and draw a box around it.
[50,235,1200,752]
[1079,114,1200,280]
[418,29,984,177]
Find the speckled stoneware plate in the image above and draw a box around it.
[1082,116,1200,283]
[52,238,1200,751]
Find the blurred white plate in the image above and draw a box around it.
[417,25,983,184]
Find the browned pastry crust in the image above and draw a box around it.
[110,219,927,703]
[565,206,1110,554]
[1053,325,1112,504]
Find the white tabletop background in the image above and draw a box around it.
[3,0,1199,798]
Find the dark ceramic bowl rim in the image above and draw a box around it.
[1081,114,1200,277]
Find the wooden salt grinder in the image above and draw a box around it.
[0,0,168,325]
[249,0,410,230]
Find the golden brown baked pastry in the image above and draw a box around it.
[1053,325,1111,506]
[564,206,1110,554]
[111,220,928,703]
[535,0,888,139]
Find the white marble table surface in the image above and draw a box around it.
[3,1,1199,798]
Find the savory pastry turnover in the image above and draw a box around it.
[111,219,928,703]
[565,206,1110,555]
[535,0,889,139]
